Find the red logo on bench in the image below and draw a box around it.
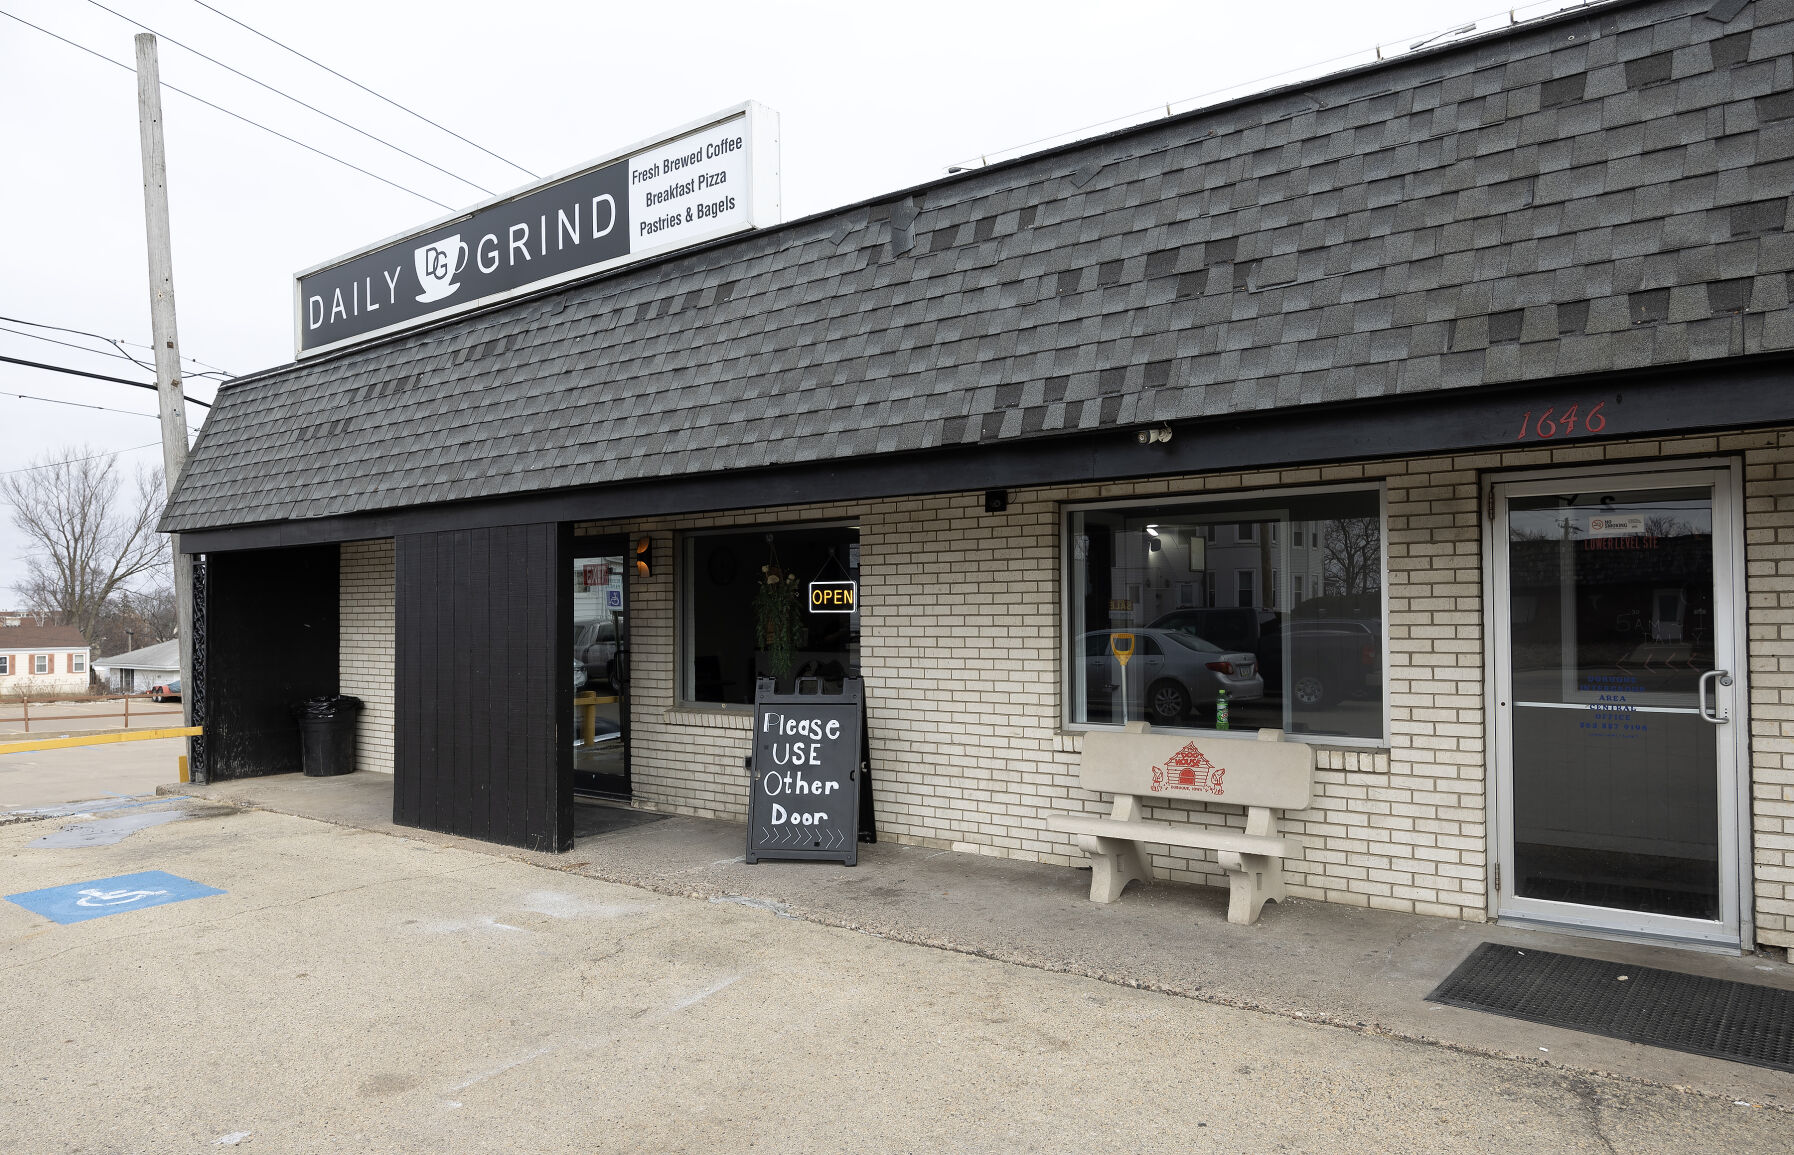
[1150,742,1226,796]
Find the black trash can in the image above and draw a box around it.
[294,695,363,776]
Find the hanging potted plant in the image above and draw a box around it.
[753,541,805,688]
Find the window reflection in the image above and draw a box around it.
[572,553,626,792]
[1508,490,1714,708]
[1068,489,1384,739]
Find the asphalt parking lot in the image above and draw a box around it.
[0,696,184,740]
[3,795,1788,1153]
[0,737,186,811]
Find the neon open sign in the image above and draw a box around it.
[808,581,857,613]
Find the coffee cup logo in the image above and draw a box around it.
[414,234,469,303]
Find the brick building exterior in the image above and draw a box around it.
[165,0,1794,957]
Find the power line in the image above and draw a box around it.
[0,386,165,419]
[0,9,454,212]
[0,324,156,369]
[187,0,538,181]
[0,323,226,382]
[0,442,163,478]
[0,315,232,378]
[0,355,213,408]
[82,0,495,198]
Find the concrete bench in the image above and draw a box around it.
[1047,723,1313,925]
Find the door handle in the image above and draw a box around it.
[1698,669,1733,724]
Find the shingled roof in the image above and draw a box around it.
[164,0,1794,533]
[0,626,90,649]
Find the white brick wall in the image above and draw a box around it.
[339,539,395,775]
[578,430,1788,943]
[1744,434,1794,951]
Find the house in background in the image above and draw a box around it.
[92,639,179,694]
[0,625,92,697]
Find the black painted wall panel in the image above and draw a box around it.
[202,544,339,780]
[393,523,571,851]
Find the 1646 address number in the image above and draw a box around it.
[1515,401,1607,442]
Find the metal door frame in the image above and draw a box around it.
[1482,459,1751,951]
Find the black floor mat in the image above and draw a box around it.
[572,802,668,840]
[1427,942,1794,1073]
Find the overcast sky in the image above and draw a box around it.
[0,0,1581,620]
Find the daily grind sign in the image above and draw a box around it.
[294,103,780,357]
[747,677,869,866]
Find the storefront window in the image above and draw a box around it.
[682,524,860,705]
[1067,487,1384,741]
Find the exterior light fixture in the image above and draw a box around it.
[635,535,652,577]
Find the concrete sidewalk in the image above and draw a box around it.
[163,771,1794,1110]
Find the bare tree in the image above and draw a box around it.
[3,447,167,644]
[88,583,178,657]
[1324,517,1381,597]
[1643,514,1693,538]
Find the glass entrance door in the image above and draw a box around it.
[1492,470,1742,945]
[572,547,628,797]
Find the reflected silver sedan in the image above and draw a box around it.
[1081,629,1264,726]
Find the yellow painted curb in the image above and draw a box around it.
[0,726,202,756]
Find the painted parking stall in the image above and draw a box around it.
[7,870,224,924]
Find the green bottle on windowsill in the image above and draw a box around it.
[1215,688,1230,731]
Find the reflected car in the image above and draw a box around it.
[1254,617,1382,707]
[1151,611,1381,708]
[574,620,620,687]
[1081,629,1263,726]
[150,678,181,703]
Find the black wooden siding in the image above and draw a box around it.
[202,544,339,780]
[393,523,572,851]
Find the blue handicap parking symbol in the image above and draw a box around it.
[606,588,623,610]
[5,870,224,925]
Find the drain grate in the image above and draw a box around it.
[1427,942,1794,1074]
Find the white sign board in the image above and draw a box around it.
[296,103,781,357]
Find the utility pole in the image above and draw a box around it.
[134,34,196,748]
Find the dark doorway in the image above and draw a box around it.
[572,538,630,798]
[199,544,339,781]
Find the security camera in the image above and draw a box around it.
[1136,425,1174,445]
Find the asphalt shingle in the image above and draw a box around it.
[166,0,1794,533]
